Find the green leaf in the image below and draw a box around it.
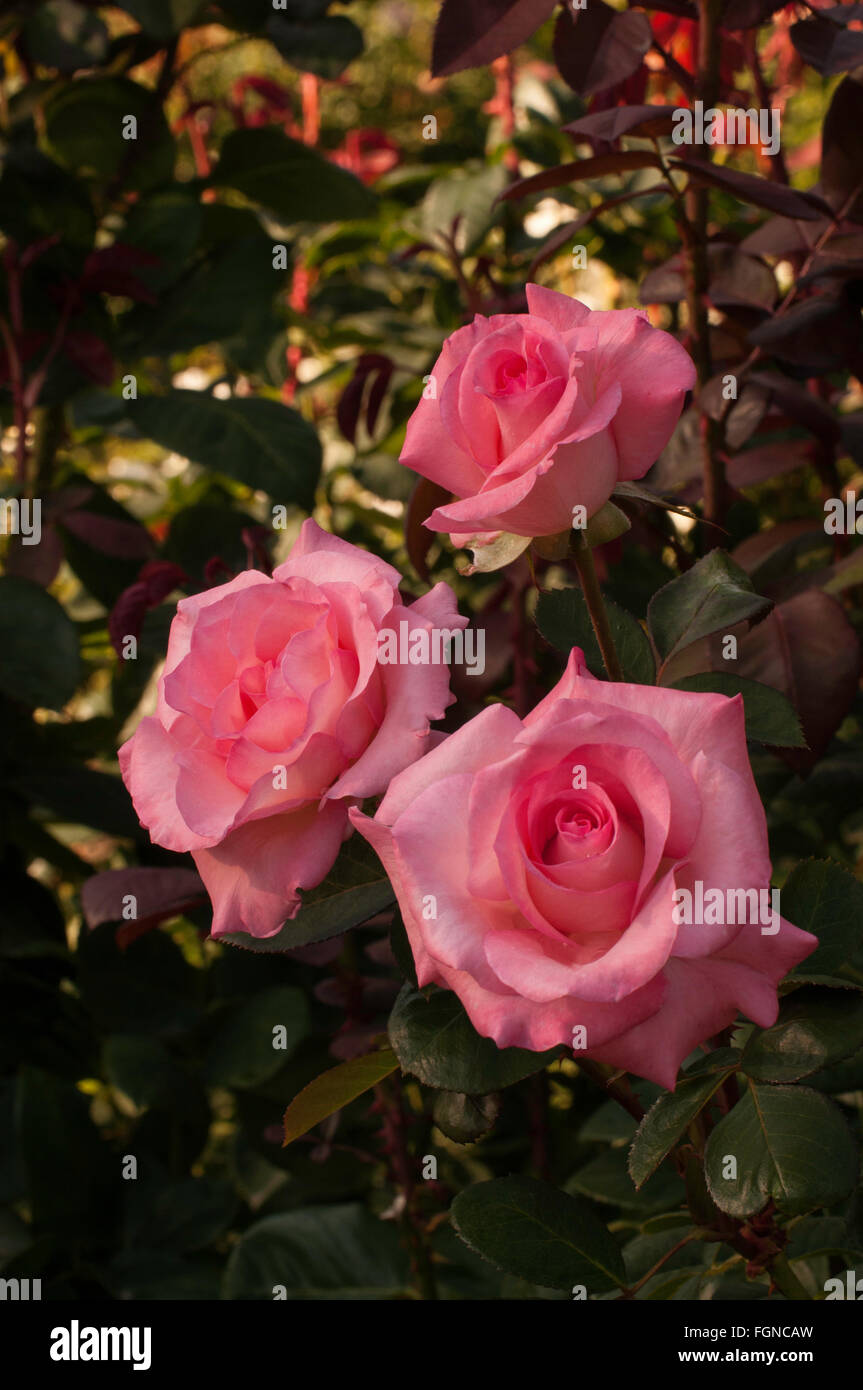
[784,859,863,985]
[266,14,364,78]
[121,232,287,356]
[421,162,509,254]
[104,1035,180,1109]
[451,1175,626,1293]
[24,0,110,72]
[583,500,632,548]
[388,984,560,1094]
[535,585,656,684]
[16,1068,116,1245]
[123,1174,235,1253]
[670,673,805,747]
[433,1090,500,1144]
[741,987,863,1082]
[0,577,80,708]
[787,1215,863,1263]
[704,1082,858,1218]
[130,391,321,508]
[648,551,772,669]
[283,1049,399,1145]
[205,987,309,1089]
[43,77,174,191]
[567,1146,685,1214]
[209,127,376,222]
[629,1055,740,1189]
[224,1204,409,1299]
[114,0,205,42]
[220,836,395,953]
[77,924,200,1037]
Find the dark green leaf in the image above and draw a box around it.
[130,391,321,508]
[205,986,309,1088]
[451,1175,626,1293]
[266,14,364,78]
[535,586,656,684]
[16,1068,117,1245]
[704,1082,858,1218]
[24,0,110,72]
[77,924,200,1037]
[121,234,287,355]
[210,127,376,222]
[389,984,560,1094]
[784,859,863,985]
[629,1056,740,1189]
[0,578,80,708]
[421,163,509,254]
[742,987,863,1082]
[114,0,205,42]
[567,1146,686,1213]
[43,77,174,191]
[104,1034,180,1109]
[123,1173,235,1253]
[670,674,805,747]
[224,1204,409,1299]
[648,551,772,668]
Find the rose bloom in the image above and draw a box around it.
[401,284,695,543]
[119,520,466,939]
[351,650,817,1088]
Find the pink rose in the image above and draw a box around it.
[401,284,695,543]
[350,651,817,1088]
[119,520,466,939]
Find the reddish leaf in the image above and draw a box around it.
[726,440,813,489]
[5,524,63,588]
[405,476,451,582]
[720,0,788,26]
[431,0,558,77]
[749,371,842,447]
[728,589,862,770]
[820,73,863,220]
[528,183,669,275]
[554,3,652,98]
[81,867,206,945]
[81,243,160,304]
[108,560,187,657]
[670,159,833,221]
[62,331,116,386]
[61,510,154,559]
[747,291,863,371]
[501,149,662,202]
[564,104,679,146]
[791,10,863,76]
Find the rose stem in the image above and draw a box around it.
[570,535,624,682]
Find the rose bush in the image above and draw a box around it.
[401,283,696,544]
[352,649,817,1088]
[119,520,466,938]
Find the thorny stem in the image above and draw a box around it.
[684,0,726,534]
[576,1059,645,1122]
[375,1075,438,1301]
[570,534,624,682]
